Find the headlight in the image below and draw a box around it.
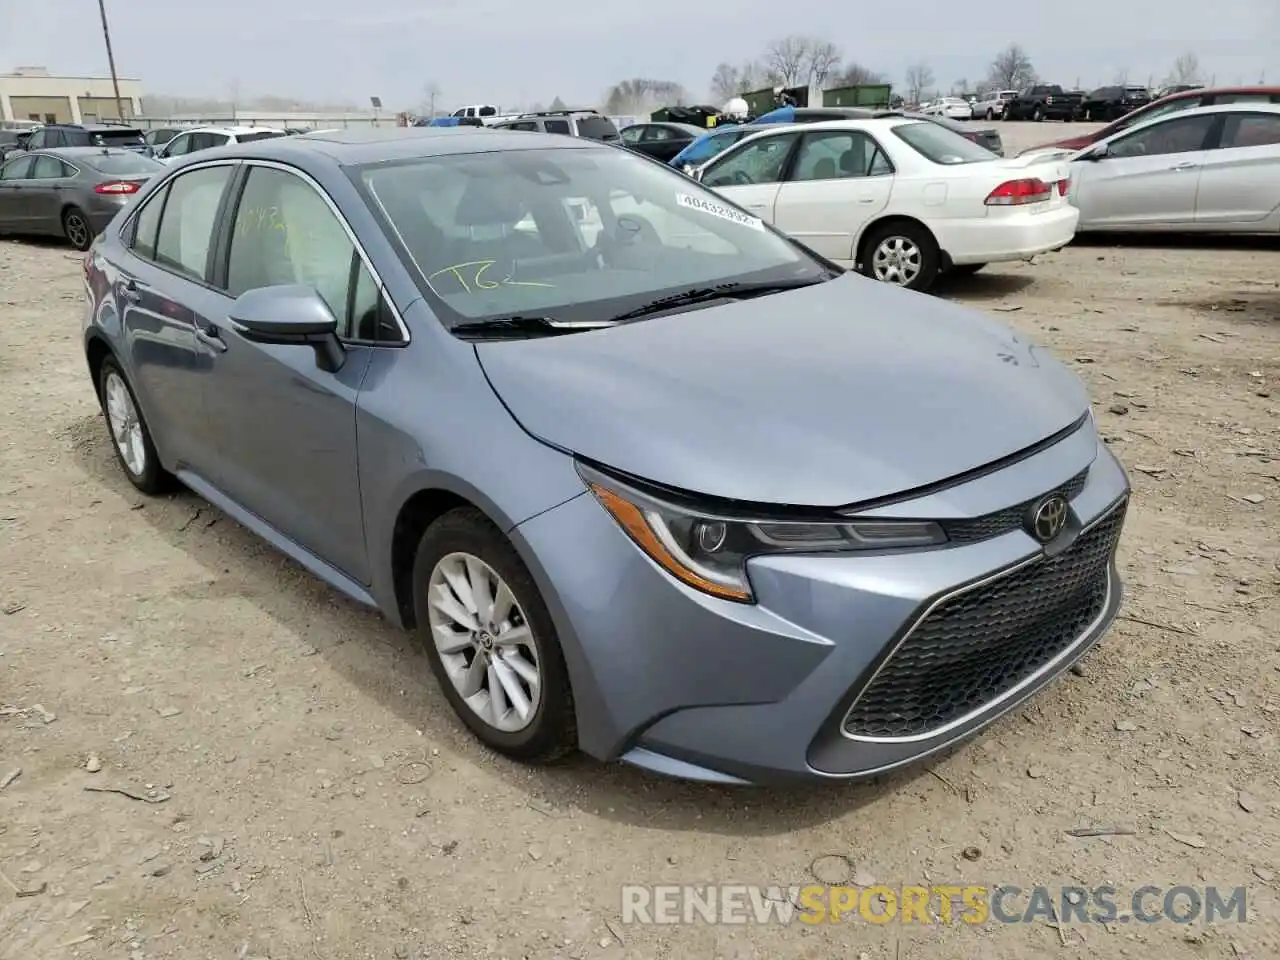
[578,463,947,603]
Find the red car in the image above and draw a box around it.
[1020,85,1280,155]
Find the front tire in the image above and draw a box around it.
[63,206,93,251]
[1032,105,1045,122]
[860,222,940,292]
[412,508,577,764]
[97,357,173,494]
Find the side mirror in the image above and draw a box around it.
[1084,143,1109,161]
[229,285,345,372]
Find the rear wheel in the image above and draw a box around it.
[861,222,940,292]
[97,357,173,494]
[1032,105,1045,122]
[985,109,995,120]
[62,206,93,251]
[412,508,577,764]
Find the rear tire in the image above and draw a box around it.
[63,206,93,251]
[985,109,995,120]
[860,222,940,292]
[1032,105,1045,122]
[97,357,174,494]
[412,508,577,764]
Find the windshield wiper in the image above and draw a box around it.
[452,316,615,340]
[606,276,832,324]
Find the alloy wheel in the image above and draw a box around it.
[64,212,90,250]
[426,552,542,733]
[103,370,146,477]
[872,236,923,286]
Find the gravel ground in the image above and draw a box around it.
[1,123,1278,960]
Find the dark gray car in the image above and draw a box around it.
[0,147,164,249]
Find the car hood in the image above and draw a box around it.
[474,274,1090,507]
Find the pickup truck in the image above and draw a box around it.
[1075,85,1152,121]
[1003,85,1083,121]
[972,89,1019,120]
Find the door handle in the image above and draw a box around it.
[195,324,227,353]
[857,198,877,204]
[120,279,144,303]
[1170,161,1199,171]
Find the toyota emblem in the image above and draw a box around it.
[1028,494,1069,544]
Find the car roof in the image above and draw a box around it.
[186,125,286,135]
[49,121,141,131]
[1154,84,1280,103]
[191,126,604,166]
[1093,101,1280,142]
[30,146,147,158]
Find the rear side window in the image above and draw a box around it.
[30,156,71,178]
[507,121,538,131]
[576,116,619,141]
[544,119,571,135]
[1209,93,1274,105]
[129,183,170,259]
[153,166,234,280]
[1,156,33,179]
[892,121,995,164]
[1221,112,1280,148]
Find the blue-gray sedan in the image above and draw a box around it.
[81,127,1130,785]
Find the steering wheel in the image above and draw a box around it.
[595,215,661,267]
[732,169,754,186]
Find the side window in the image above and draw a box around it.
[509,121,538,131]
[26,130,45,149]
[226,166,358,337]
[129,183,170,260]
[620,126,644,143]
[163,134,191,157]
[791,131,890,181]
[0,156,32,180]
[1220,112,1280,148]
[206,134,231,147]
[154,165,233,280]
[1109,114,1215,159]
[642,126,674,141]
[543,119,571,135]
[31,155,67,178]
[703,133,797,187]
[1122,99,1196,128]
[1209,93,1273,106]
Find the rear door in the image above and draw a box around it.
[772,128,892,261]
[1071,113,1217,227]
[700,130,799,221]
[1194,111,1280,224]
[26,154,77,234]
[117,162,238,474]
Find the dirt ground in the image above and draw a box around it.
[1,123,1278,959]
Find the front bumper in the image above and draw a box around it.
[511,426,1130,785]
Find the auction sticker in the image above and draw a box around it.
[676,193,765,231]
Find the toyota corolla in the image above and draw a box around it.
[81,127,1130,784]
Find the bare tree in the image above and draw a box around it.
[904,62,935,104]
[604,78,687,115]
[710,63,740,102]
[737,60,762,93]
[1166,51,1202,86]
[763,35,812,86]
[833,63,882,87]
[951,77,970,95]
[807,40,842,88]
[548,95,567,110]
[988,43,1036,90]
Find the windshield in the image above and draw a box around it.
[238,130,287,143]
[354,145,824,327]
[892,121,996,164]
[86,152,164,175]
[91,129,145,147]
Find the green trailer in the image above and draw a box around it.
[822,83,893,109]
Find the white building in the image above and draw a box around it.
[0,66,144,124]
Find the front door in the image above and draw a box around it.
[701,130,800,222]
[1194,110,1280,224]
[1072,113,1217,227]
[772,128,893,262]
[0,155,34,230]
[199,163,373,582]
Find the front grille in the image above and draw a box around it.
[843,498,1126,740]
[941,469,1088,544]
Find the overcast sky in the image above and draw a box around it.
[4,0,1277,110]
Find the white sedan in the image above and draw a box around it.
[694,117,1078,291]
[1067,102,1280,233]
[923,97,974,121]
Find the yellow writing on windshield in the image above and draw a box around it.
[427,260,554,294]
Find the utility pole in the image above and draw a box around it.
[96,0,126,120]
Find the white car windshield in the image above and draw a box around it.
[356,145,826,325]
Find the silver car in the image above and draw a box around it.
[1068,103,1280,232]
[0,147,163,249]
[81,128,1131,784]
